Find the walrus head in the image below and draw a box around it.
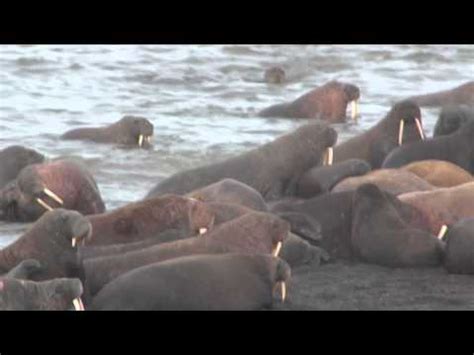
[272,257,291,303]
[116,116,154,148]
[0,146,45,184]
[342,83,361,121]
[5,259,43,280]
[387,100,424,145]
[434,105,474,137]
[264,66,286,84]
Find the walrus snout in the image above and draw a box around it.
[70,217,93,248]
[273,258,291,302]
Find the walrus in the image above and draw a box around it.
[145,121,337,201]
[433,105,474,136]
[90,254,291,310]
[351,184,444,268]
[0,277,84,311]
[407,81,474,107]
[3,259,42,280]
[264,66,286,84]
[61,115,154,148]
[444,219,474,274]
[332,168,436,195]
[382,120,474,173]
[82,212,290,297]
[0,145,45,189]
[398,182,474,236]
[280,232,330,268]
[186,178,268,211]
[258,80,360,122]
[85,194,215,246]
[333,100,425,168]
[0,159,106,222]
[0,209,92,280]
[296,159,371,198]
[400,160,473,188]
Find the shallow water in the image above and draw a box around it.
[1,45,473,247]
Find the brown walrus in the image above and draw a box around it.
[398,182,474,236]
[333,100,425,168]
[0,145,45,189]
[407,81,474,107]
[3,259,42,280]
[258,80,360,122]
[400,160,473,188]
[332,169,436,195]
[0,159,106,222]
[264,66,286,84]
[90,254,291,310]
[145,121,337,201]
[61,116,154,149]
[433,105,474,137]
[85,194,215,246]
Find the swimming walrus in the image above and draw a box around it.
[333,100,425,168]
[433,105,474,137]
[264,66,286,84]
[258,80,360,122]
[400,160,473,188]
[407,81,474,107]
[61,115,154,149]
[351,184,444,268]
[145,121,337,201]
[0,145,45,189]
[90,254,291,311]
[444,219,474,274]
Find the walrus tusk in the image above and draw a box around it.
[272,241,282,257]
[281,282,286,302]
[351,100,359,122]
[415,118,425,140]
[36,198,54,211]
[398,119,405,146]
[73,297,85,311]
[43,188,63,205]
[146,135,152,143]
[138,134,144,147]
[323,147,334,166]
[437,225,448,240]
[72,237,78,248]
[199,227,207,235]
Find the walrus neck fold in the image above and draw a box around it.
[0,243,22,274]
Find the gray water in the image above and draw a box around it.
[1,45,473,247]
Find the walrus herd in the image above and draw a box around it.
[0,79,473,310]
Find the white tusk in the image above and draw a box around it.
[43,188,63,205]
[72,237,77,248]
[415,118,425,140]
[281,282,286,302]
[138,134,144,147]
[437,225,448,240]
[351,100,359,122]
[146,135,152,143]
[272,241,282,257]
[36,198,53,211]
[398,119,405,146]
[323,147,334,166]
[199,228,207,235]
[73,297,85,311]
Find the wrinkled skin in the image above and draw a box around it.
[382,120,474,173]
[296,159,371,198]
[82,211,290,298]
[444,219,474,274]
[258,80,360,122]
[280,233,330,268]
[433,105,474,136]
[90,254,291,311]
[3,259,42,280]
[0,160,106,222]
[0,145,45,189]
[0,277,83,310]
[407,81,474,107]
[400,160,473,188]
[145,122,337,201]
[61,116,154,149]
[334,100,424,168]
[0,209,92,280]
[351,184,445,268]
[86,194,215,246]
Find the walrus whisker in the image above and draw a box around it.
[398,119,405,146]
[36,198,54,211]
[415,118,425,140]
[272,241,282,257]
[73,297,85,311]
[43,188,63,205]
[138,134,144,147]
[437,225,448,240]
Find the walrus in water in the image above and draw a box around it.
[407,81,474,107]
[82,212,289,297]
[443,219,474,274]
[186,178,268,211]
[0,159,106,222]
[0,277,84,311]
[0,145,45,189]
[296,159,371,198]
[264,66,286,84]
[400,160,473,188]
[333,100,425,168]
[382,120,474,173]
[61,116,154,149]
[351,184,444,268]
[332,169,436,195]
[85,195,215,246]
[433,105,474,137]
[145,121,337,201]
[398,182,474,236]
[258,80,360,123]
[90,254,291,311]
[0,209,92,280]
